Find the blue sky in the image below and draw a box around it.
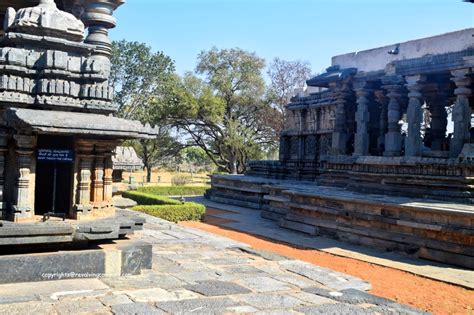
[111,0,473,77]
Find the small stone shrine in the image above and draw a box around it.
[0,0,154,282]
[208,29,474,269]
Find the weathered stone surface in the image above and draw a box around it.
[0,301,55,315]
[237,276,292,293]
[54,298,109,314]
[125,288,198,303]
[155,297,240,314]
[234,293,305,310]
[0,211,421,314]
[0,294,39,304]
[184,280,251,296]
[111,302,164,315]
[279,260,371,291]
[98,294,133,306]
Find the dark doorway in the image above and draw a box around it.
[34,135,74,216]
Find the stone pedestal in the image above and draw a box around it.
[450,69,472,158]
[405,75,425,157]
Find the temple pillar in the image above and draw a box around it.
[353,81,371,156]
[74,140,94,218]
[374,90,388,153]
[450,68,472,157]
[425,83,450,151]
[405,75,426,157]
[0,131,8,219]
[382,76,404,156]
[103,154,113,203]
[75,156,93,217]
[91,156,105,204]
[331,82,351,155]
[12,135,36,221]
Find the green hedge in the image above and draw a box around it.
[137,186,209,196]
[122,190,181,205]
[132,203,206,223]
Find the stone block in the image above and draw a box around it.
[112,303,164,315]
[237,276,292,293]
[234,293,305,310]
[184,280,251,296]
[155,297,240,314]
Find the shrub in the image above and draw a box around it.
[122,190,181,205]
[137,186,209,196]
[171,174,192,186]
[132,203,206,222]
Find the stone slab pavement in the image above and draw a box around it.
[0,211,426,314]
[190,196,474,290]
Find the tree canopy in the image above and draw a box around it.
[110,41,312,176]
[111,40,182,181]
[162,48,278,174]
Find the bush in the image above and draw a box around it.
[137,186,209,196]
[171,174,192,186]
[122,190,181,205]
[132,203,206,223]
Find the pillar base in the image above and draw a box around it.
[384,132,402,157]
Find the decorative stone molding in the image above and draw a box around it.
[404,75,426,157]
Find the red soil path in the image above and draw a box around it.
[181,210,474,315]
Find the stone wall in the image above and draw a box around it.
[332,28,473,72]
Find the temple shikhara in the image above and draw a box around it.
[208,29,474,269]
[0,0,154,281]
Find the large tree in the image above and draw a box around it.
[163,48,277,174]
[267,58,312,134]
[110,40,182,182]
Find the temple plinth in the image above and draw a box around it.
[207,28,474,269]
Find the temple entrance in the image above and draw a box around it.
[34,135,74,216]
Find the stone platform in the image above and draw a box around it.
[0,210,152,284]
[0,240,152,284]
[207,175,474,269]
[0,210,425,314]
[0,210,145,249]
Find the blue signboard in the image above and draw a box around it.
[37,149,74,163]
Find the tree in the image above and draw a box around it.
[110,40,182,182]
[267,58,312,134]
[163,48,277,174]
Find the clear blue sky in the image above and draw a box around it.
[111,0,473,76]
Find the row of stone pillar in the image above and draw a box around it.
[350,69,472,158]
[75,140,116,218]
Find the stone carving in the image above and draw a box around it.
[7,0,85,42]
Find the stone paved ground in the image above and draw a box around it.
[0,211,426,315]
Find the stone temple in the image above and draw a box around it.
[208,29,474,269]
[0,0,154,282]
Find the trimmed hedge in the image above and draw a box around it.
[122,190,181,205]
[137,186,209,197]
[132,203,206,223]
